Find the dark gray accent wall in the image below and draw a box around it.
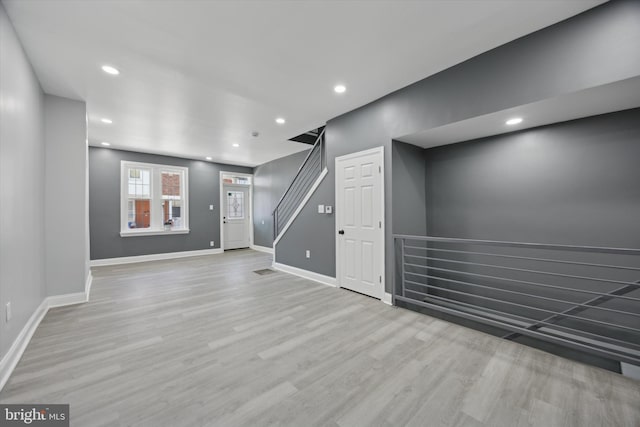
[252,149,310,248]
[419,108,640,370]
[424,109,640,248]
[392,141,427,237]
[391,140,428,296]
[274,183,336,272]
[89,148,251,260]
[274,0,640,290]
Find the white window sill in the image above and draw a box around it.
[120,229,190,237]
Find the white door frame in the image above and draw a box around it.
[219,171,254,250]
[335,146,385,299]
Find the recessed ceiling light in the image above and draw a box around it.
[101,118,113,124]
[506,117,523,125]
[334,84,346,94]
[101,142,111,146]
[205,156,212,161]
[101,65,120,75]
[275,117,286,125]
[232,143,240,148]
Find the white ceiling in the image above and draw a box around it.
[3,0,606,167]
[398,76,640,149]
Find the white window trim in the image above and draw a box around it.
[120,160,189,237]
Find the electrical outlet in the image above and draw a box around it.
[306,250,310,259]
[325,206,333,214]
[6,302,11,322]
[210,241,214,247]
[209,205,214,211]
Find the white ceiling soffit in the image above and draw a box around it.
[397,76,640,149]
[3,0,605,167]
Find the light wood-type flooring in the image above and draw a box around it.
[1,249,639,426]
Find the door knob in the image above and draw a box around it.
[338,230,345,235]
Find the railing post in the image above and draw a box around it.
[401,238,405,298]
[392,238,396,306]
[273,211,277,240]
[321,133,325,171]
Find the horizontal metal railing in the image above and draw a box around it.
[393,235,640,365]
[273,129,325,239]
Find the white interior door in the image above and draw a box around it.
[223,185,250,250]
[336,147,384,299]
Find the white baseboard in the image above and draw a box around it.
[90,248,223,267]
[250,244,274,255]
[47,291,88,308]
[272,262,336,288]
[0,270,95,391]
[85,270,93,299]
[382,292,393,306]
[0,299,48,392]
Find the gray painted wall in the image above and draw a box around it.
[424,109,640,248]
[418,108,640,353]
[44,95,88,296]
[253,149,309,248]
[0,3,46,359]
[392,141,427,237]
[391,140,428,296]
[419,109,640,370]
[89,148,252,260]
[275,0,640,291]
[273,182,335,272]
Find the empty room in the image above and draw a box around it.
[1,0,639,426]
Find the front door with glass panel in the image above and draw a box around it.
[223,185,250,249]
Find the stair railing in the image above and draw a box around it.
[273,128,325,239]
[393,234,640,366]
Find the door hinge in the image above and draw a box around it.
[379,221,382,228]
[378,166,381,173]
[379,276,382,283]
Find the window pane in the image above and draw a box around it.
[127,199,151,229]
[234,176,250,185]
[227,191,244,219]
[163,200,182,227]
[222,174,250,185]
[162,172,181,200]
[128,168,150,198]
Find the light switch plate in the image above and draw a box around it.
[318,204,325,214]
[209,205,214,211]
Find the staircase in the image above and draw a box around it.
[273,128,326,242]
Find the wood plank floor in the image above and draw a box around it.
[1,249,639,426]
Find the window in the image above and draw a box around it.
[222,173,251,185]
[226,191,245,219]
[120,161,189,236]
